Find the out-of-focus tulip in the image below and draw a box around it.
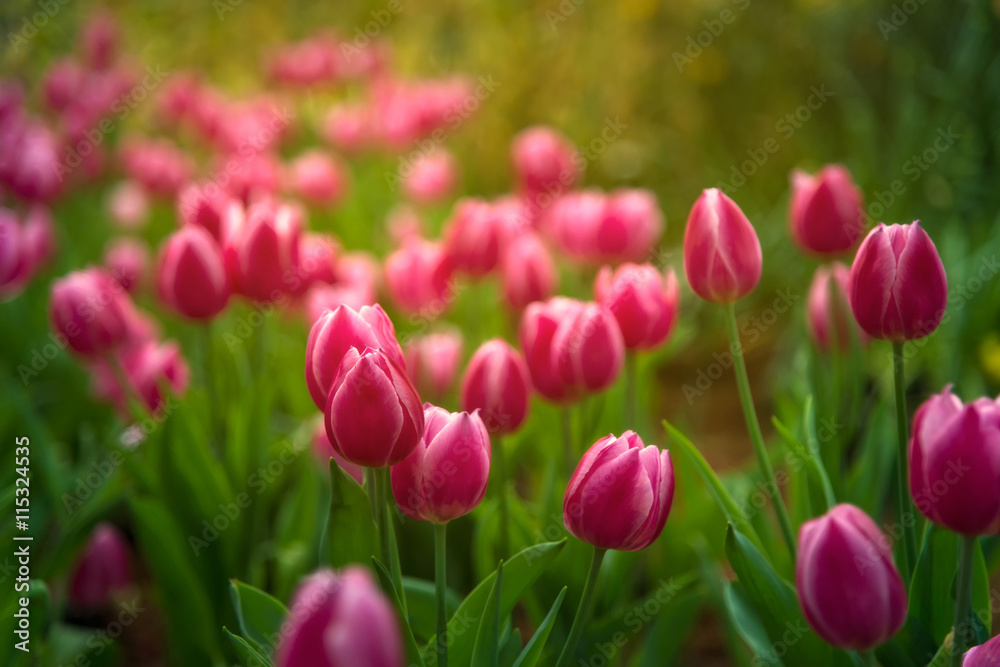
[323,103,370,153]
[92,340,190,415]
[511,126,580,198]
[157,226,230,319]
[304,284,374,325]
[909,388,1000,535]
[42,58,86,112]
[564,431,674,551]
[324,347,424,468]
[595,264,680,350]
[598,189,664,263]
[391,405,491,523]
[403,150,458,204]
[297,233,339,289]
[107,180,150,230]
[120,140,192,197]
[404,331,463,404]
[81,11,119,70]
[847,221,947,342]
[224,200,301,302]
[461,339,531,436]
[806,262,867,352]
[443,199,503,277]
[4,123,62,203]
[789,165,865,256]
[104,238,148,293]
[683,188,762,304]
[0,210,31,299]
[386,205,424,246]
[68,523,131,608]
[384,238,454,316]
[964,633,1000,666]
[50,268,129,357]
[518,297,583,403]
[268,34,339,87]
[313,421,364,485]
[287,150,350,207]
[500,232,556,310]
[551,301,625,397]
[23,206,55,269]
[177,181,239,242]
[218,151,281,204]
[275,567,403,667]
[306,304,405,411]
[796,504,907,650]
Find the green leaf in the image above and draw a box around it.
[224,627,273,667]
[229,580,289,657]
[772,412,835,511]
[326,459,377,568]
[512,587,566,667]
[373,558,427,667]
[473,560,504,667]
[723,582,779,663]
[402,577,462,642]
[500,627,522,667]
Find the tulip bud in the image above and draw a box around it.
[23,205,55,270]
[275,567,403,667]
[806,262,867,352]
[511,126,580,197]
[598,189,664,264]
[551,301,625,397]
[683,188,762,304]
[324,348,423,468]
[963,633,1000,666]
[177,181,239,242]
[404,331,463,404]
[518,297,583,403]
[42,58,85,112]
[92,340,190,415]
[796,504,907,650]
[68,522,131,608]
[0,210,30,299]
[595,264,680,350]
[107,180,150,230]
[50,268,129,357]
[847,221,947,342]
[789,165,865,255]
[564,431,674,551]
[305,304,405,410]
[384,238,455,316]
[403,150,458,204]
[224,200,301,301]
[545,191,607,261]
[157,226,230,320]
[297,232,339,289]
[391,405,491,523]
[313,420,364,486]
[81,11,119,70]
[501,232,556,310]
[287,150,350,207]
[909,388,1000,535]
[461,339,531,436]
[323,103,370,153]
[104,238,148,294]
[443,199,504,277]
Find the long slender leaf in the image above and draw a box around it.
[512,587,566,667]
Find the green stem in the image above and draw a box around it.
[373,467,390,568]
[625,350,637,429]
[554,546,606,667]
[434,522,449,667]
[561,406,574,475]
[723,303,797,559]
[892,342,917,582]
[494,436,510,559]
[951,535,976,667]
[364,468,377,522]
[860,650,878,667]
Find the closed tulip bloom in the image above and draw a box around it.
[68,523,131,608]
[511,126,580,196]
[551,301,625,397]
[789,165,865,255]
[443,198,504,277]
[546,190,607,261]
[598,189,664,264]
[157,226,230,319]
[563,431,674,551]
[683,189,762,304]
[595,264,680,350]
[305,304,405,410]
[224,200,301,301]
[404,331,463,403]
[177,181,239,242]
[276,567,403,667]
[384,238,454,315]
[847,221,947,342]
[0,210,31,299]
[297,233,339,290]
[501,232,556,310]
[50,268,129,357]
[391,405,491,523]
[796,504,907,650]
[403,150,458,204]
[313,420,364,485]
[807,262,868,352]
[92,340,190,415]
[963,633,1000,666]
[461,339,531,436]
[287,150,350,207]
[324,348,423,468]
[909,388,1000,535]
[81,11,119,70]
[120,140,192,197]
[519,297,583,403]
[104,238,148,294]
[23,205,55,270]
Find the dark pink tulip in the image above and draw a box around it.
[683,188,762,304]
[323,103,370,153]
[93,340,190,414]
[518,297,583,403]
[177,181,240,242]
[564,431,674,551]
[511,126,580,197]
[157,226,230,320]
[964,633,1000,666]
[806,262,867,352]
[501,232,556,311]
[391,405,491,523]
[598,189,664,263]
[595,264,680,350]
[313,421,364,485]
[403,150,458,204]
[0,210,31,299]
[68,523,131,608]
[42,58,86,112]
[324,348,424,468]
[104,238,149,294]
[545,190,606,260]
[847,221,947,342]
[107,180,150,230]
[789,165,865,256]
[50,268,129,357]
[81,11,119,70]
[551,301,625,397]
[120,140,192,198]
[305,304,405,411]
[224,200,301,302]
[404,331,464,404]
[297,233,340,289]
[287,150,350,207]
[275,567,403,667]
[218,151,281,205]
[4,122,62,203]
[461,339,531,436]
[796,504,907,650]
[23,206,55,269]
[909,388,1000,535]
[443,198,504,277]
[384,238,455,316]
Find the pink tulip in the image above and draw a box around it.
[81,11,119,70]
[545,191,606,260]
[107,180,150,230]
[287,150,350,207]
[384,238,455,316]
[324,347,424,468]
[224,200,301,302]
[595,264,680,350]
[68,523,131,608]
[157,226,230,319]
[23,206,55,269]
[443,199,504,277]
[177,181,240,242]
[806,262,867,352]
[50,268,129,357]
[461,339,531,436]
[563,431,674,551]
[297,233,340,289]
[500,232,556,310]
[120,140,192,197]
[3,122,62,203]
[268,35,339,87]
[796,504,907,650]
[683,188,762,304]
[304,284,374,325]
[964,633,1000,666]
[847,221,947,342]
[305,304,405,411]
[386,205,424,246]
[275,567,403,667]
[42,58,86,112]
[551,301,625,397]
[403,150,458,204]
[518,297,583,403]
[511,126,580,198]
[323,103,370,153]
[313,421,364,486]
[598,189,664,263]
[92,340,190,415]
[789,165,865,255]
[218,151,281,204]
[909,388,1000,535]
[0,210,31,299]
[391,405,491,523]
[104,238,149,293]
[404,331,464,404]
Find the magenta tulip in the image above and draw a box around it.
[0,210,31,299]
[461,339,532,436]
[224,200,302,302]
[806,262,868,352]
[104,238,149,294]
[563,431,674,551]
[403,150,458,204]
[384,238,454,315]
[92,340,190,415]
[287,150,350,207]
[551,301,625,397]
[683,188,762,304]
[157,226,230,319]
[519,297,583,403]
[296,232,340,290]
[443,198,504,277]
[595,264,680,350]
[501,232,556,311]
[22,205,55,270]
[404,331,464,404]
[68,523,131,608]
[964,633,1000,666]
[796,504,907,650]
[789,165,865,255]
[50,268,129,357]
[511,126,580,197]
[177,181,239,242]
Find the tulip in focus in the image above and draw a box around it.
[683,188,762,304]
[806,262,868,352]
[501,232,556,310]
[461,339,532,436]
[313,420,364,486]
[384,238,455,316]
[287,150,350,207]
[104,237,149,293]
[789,165,865,255]
[796,504,907,650]
[404,331,463,404]
[595,264,680,350]
[50,268,129,357]
[68,522,131,608]
[402,150,458,204]
[847,221,947,342]
[551,301,625,398]
[564,431,674,551]
[157,226,230,319]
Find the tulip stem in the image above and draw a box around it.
[373,467,391,571]
[495,436,510,559]
[434,522,449,667]
[625,350,637,429]
[891,342,917,581]
[859,650,878,667]
[952,535,976,667]
[555,546,606,667]
[722,303,797,560]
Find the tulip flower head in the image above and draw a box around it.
[519,297,583,403]
[157,226,230,319]
[551,301,625,397]
[461,338,532,435]
[50,268,130,357]
[68,522,132,608]
[404,330,464,404]
[789,165,865,256]
[964,633,1000,666]
[683,188,762,304]
[383,238,454,315]
[501,231,556,311]
[806,262,868,352]
[223,200,302,302]
[595,263,680,350]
